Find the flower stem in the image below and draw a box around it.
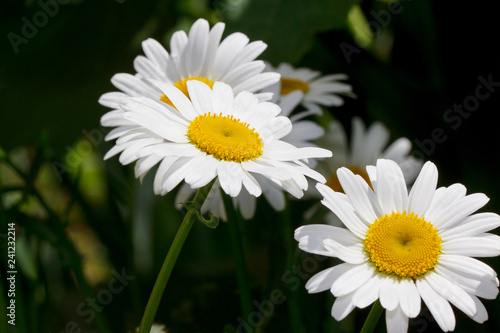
[222,193,253,321]
[137,180,215,333]
[280,202,305,333]
[360,300,384,333]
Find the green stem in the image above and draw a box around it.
[360,300,384,333]
[137,180,215,333]
[222,193,253,321]
[280,202,305,333]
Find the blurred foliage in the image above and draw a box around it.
[1,0,500,332]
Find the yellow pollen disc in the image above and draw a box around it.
[364,212,442,279]
[160,76,215,108]
[328,165,372,193]
[280,77,309,95]
[187,112,263,162]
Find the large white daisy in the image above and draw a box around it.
[295,159,500,332]
[103,80,331,199]
[99,18,279,142]
[175,90,326,220]
[265,62,356,113]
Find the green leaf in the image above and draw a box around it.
[225,0,362,64]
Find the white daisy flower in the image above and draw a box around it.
[99,18,279,142]
[175,90,326,220]
[295,159,500,333]
[317,116,422,192]
[265,62,356,113]
[103,80,331,199]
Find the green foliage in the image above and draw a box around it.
[226,0,362,64]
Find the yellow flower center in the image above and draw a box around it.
[160,76,215,107]
[280,77,309,95]
[364,212,442,279]
[328,165,372,193]
[187,112,263,162]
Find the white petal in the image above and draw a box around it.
[424,271,476,318]
[386,306,409,333]
[217,162,243,197]
[149,79,198,120]
[99,91,128,108]
[187,79,214,115]
[134,154,162,180]
[134,55,162,80]
[294,224,359,257]
[406,161,438,216]
[239,169,262,197]
[242,160,291,182]
[153,156,179,195]
[160,156,195,194]
[423,184,467,224]
[330,262,374,296]
[305,267,338,294]
[316,183,368,239]
[211,32,249,79]
[142,38,169,73]
[169,30,188,77]
[352,271,383,309]
[123,110,187,143]
[331,293,356,321]
[101,110,133,127]
[233,89,259,112]
[442,234,500,257]
[468,295,488,323]
[416,279,456,332]
[438,254,497,280]
[111,73,150,97]
[397,278,421,318]
[379,276,399,311]
[260,178,285,211]
[233,187,256,219]
[232,40,267,66]
[150,143,199,157]
[263,142,331,162]
[211,81,234,116]
[232,72,280,94]
[260,117,292,141]
[375,159,408,214]
[200,22,225,77]
[220,61,266,86]
[434,265,499,300]
[118,139,162,165]
[440,212,500,240]
[337,167,378,223]
[433,193,490,230]
[323,239,367,264]
[184,18,209,77]
[277,90,302,117]
[184,154,218,188]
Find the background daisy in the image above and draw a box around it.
[295,159,500,332]
[100,18,280,155]
[316,116,422,192]
[265,62,356,113]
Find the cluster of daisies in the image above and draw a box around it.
[100,18,500,333]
